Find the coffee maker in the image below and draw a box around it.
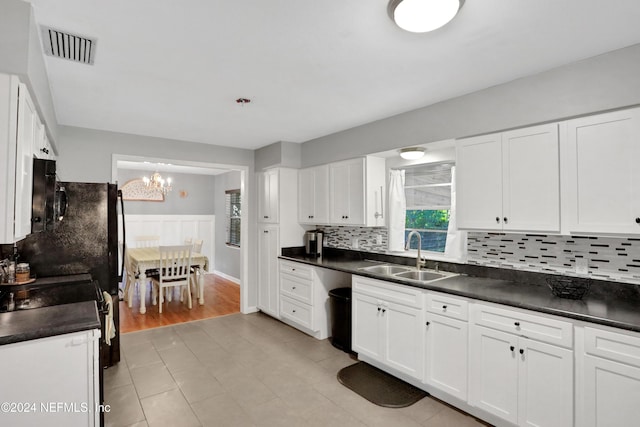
[304,230,324,258]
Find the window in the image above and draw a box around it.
[225,189,241,247]
[404,162,453,253]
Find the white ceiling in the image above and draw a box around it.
[26,0,640,150]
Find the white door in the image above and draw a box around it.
[15,84,36,240]
[517,338,573,427]
[257,225,279,317]
[456,133,503,230]
[329,161,351,224]
[563,107,640,234]
[424,313,468,401]
[312,164,330,224]
[345,158,365,225]
[502,124,560,232]
[469,325,518,424]
[258,170,279,223]
[352,292,382,361]
[583,355,640,427]
[384,301,423,380]
[298,168,314,223]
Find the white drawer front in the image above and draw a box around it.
[471,303,573,348]
[585,327,640,367]
[281,274,312,304]
[280,296,313,330]
[353,276,423,309]
[280,260,313,280]
[425,292,468,321]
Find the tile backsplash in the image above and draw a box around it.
[318,226,388,252]
[467,232,640,285]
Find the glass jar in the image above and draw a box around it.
[16,263,30,283]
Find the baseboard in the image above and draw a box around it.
[213,270,240,285]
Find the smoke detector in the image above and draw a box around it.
[40,26,97,65]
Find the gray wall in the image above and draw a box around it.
[214,170,242,280]
[117,168,216,215]
[301,43,640,166]
[0,0,59,144]
[254,141,301,170]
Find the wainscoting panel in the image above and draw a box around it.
[119,215,215,271]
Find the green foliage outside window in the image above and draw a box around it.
[406,209,450,230]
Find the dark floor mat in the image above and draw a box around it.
[337,362,428,408]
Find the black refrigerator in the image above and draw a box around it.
[17,181,123,368]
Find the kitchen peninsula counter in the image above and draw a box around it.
[280,248,640,333]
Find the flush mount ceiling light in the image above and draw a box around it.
[388,0,464,33]
[399,147,425,160]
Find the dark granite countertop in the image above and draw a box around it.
[0,301,101,345]
[279,249,640,333]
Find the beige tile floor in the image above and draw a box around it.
[104,312,489,427]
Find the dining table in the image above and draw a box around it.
[126,247,209,314]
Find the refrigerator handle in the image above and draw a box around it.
[118,189,126,283]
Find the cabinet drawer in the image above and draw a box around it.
[471,303,573,348]
[280,295,313,330]
[585,327,640,367]
[425,292,468,321]
[280,274,312,304]
[280,260,313,280]
[353,276,423,309]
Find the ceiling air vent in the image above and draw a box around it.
[41,26,96,65]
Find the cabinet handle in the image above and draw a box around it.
[495,217,500,223]
[503,217,508,224]
[41,147,49,154]
[519,348,524,355]
[310,215,314,219]
[382,308,386,313]
[264,215,269,219]
[426,321,430,326]
[292,309,296,313]
[442,305,447,311]
[263,230,269,233]
[514,322,520,327]
[510,345,515,352]
[636,217,640,224]
[377,307,381,312]
[292,286,296,290]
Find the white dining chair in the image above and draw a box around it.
[151,245,192,313]
[135,235,160,248]
[185,239,204,302]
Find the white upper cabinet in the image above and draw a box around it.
[298,164,329,225]
[561,107,640,235]
[258,169,279,223]
[457,123,560,232]
[33,116,55,160]
[329,157,385,227]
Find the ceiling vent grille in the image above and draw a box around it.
[41,26,96,65]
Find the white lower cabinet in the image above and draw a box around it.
[257,224,279,318]
[424,312,468,401]
[0,330,101,427]
[469,304,574,427]
[279,260,349,339]
[577,326,640,427]
[352,276,423,380]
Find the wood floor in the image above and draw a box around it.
[119,273,240,333]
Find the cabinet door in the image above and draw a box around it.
[298,167,314,223]
[0,330,100,427]
[352,292,382,361]
[502,124,560,232]
[564,108,640,234]
[258,170,278,223]
[456,133,503,230]
[583,355,640,427]
[518,338,573,427]
[384,302,423,380]
[469,325,518,424]
[15,84,36,240]
[257,225,279,317]
[330,159,365,225]
[424,313,468,401]
[312,165,329,224]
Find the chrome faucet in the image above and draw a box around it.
[405,230,426,270]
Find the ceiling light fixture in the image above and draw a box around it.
[388,0,464,33]
[399,147,425,160]
[143,172,172,194]
[236,98,251,105]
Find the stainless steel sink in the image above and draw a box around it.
[359,265,413,275]
[394,270,446,282]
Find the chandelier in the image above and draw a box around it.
[143,172,172,194]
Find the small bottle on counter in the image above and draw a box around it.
[16,263,30,283]
[7,262,15,284]
[7,292,15,311]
